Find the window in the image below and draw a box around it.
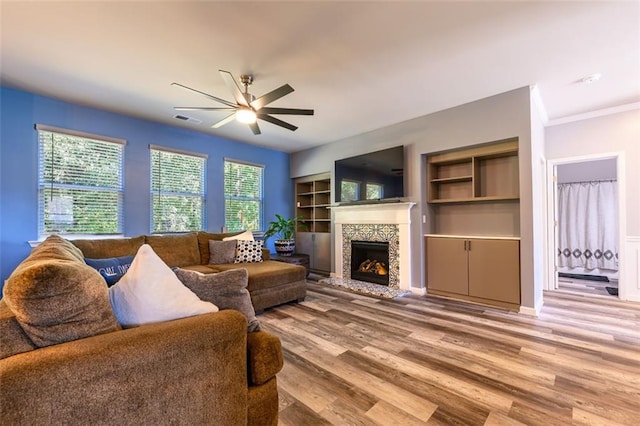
[151,146,206,233]
[366,183,384,200]
[340,179,360,202]
[37,125,125,238]
[224,159,264,232]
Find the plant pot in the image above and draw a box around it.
[274,239,295,257]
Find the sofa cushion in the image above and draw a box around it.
[197,231,247,265]
[247,331,284,385]
[84,255,134,287]
[3,235,120,347]
[175,268,260,332]
[209,240,237,264]
[109,244,217,327]
[0,300,37,359]
[235,240,263,264]
[212,261,306,292]
[72,236,145,258]
[144,233,200,267]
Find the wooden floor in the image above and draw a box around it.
[557,275,618,298]
[260,282,640,426]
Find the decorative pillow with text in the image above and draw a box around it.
[85,255,134,287]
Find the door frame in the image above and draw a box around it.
[544,152,627,298]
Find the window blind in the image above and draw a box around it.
[151,147,206,233]
[224,159,264,232]
[37,127,124,237]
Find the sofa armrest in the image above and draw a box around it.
[1,311,248,425]
[247,331,283,386]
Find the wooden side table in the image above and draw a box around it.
[271,253,310,278]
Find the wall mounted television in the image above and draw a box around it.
[334,145,405,205]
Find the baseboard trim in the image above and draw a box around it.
[519,298,544,317]
[411,286,427,296]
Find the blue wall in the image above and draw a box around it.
[0,86,294,285]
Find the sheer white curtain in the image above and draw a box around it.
[557,181,618,271]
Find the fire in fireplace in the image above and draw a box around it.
[350,240,390,286]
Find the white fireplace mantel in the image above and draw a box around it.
[332,202,415,291]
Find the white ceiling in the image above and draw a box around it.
[1,1,638,153]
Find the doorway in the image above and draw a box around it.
[545,153,626,299]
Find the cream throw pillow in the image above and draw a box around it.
[223,230,254,241]
[109,244,217,327]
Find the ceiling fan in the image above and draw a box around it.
[172,70,314,135]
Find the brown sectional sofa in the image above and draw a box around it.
[73,231,308,312]
[0,232,302,425]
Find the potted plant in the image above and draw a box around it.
[264,214,307,256]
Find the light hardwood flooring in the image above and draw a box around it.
[557,275,618,298]
[259,282,640,426]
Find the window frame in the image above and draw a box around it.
[36,124,126,239]
[223,158,265,233]
[150,145,207,234]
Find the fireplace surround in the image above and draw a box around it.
[331,202,415,291]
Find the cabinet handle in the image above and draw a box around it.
[467,240,471,251]
[463,240,468,251]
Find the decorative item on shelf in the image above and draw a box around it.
[264,214,308,256]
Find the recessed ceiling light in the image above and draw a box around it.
[580,73,602,84]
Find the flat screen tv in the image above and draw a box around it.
[334,145,404,204]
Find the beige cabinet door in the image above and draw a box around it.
[296,232,331,273]
[468,239,520,304]
[426,237,468,295]
[312,232,332,273]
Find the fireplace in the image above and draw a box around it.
[350,241,390,286]
[331,202,416,292]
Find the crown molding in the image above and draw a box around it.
[547,102,640,127]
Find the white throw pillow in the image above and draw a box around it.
[223,230,254,241]
[109,244,218,327]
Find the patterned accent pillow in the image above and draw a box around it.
[234,240,263,263]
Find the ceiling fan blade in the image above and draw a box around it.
[211,112,236,129]
[250,84,294,110]
[249,122,261,135]
[175,107,237,111]
[258,107,314,116]
[171,82,236,108]
[257,114,298,132]
[219,70,249,107]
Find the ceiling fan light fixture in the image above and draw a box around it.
[173,70,313,135]
[236,108,257,124]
